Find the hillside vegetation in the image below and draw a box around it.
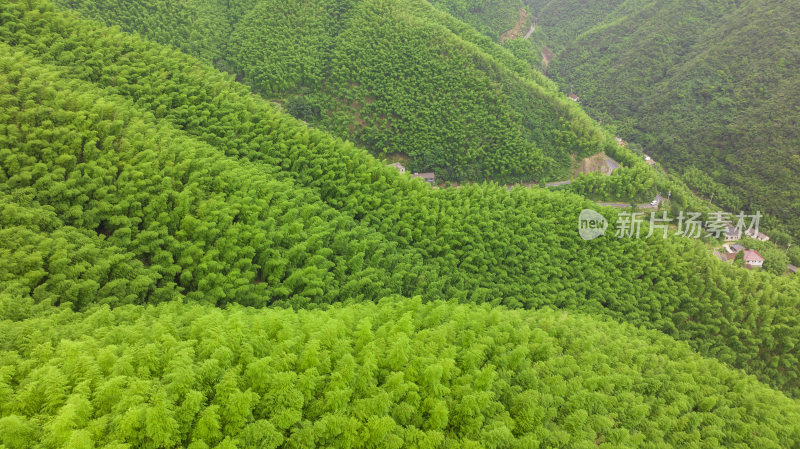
[3,0,800,395]
[58,0,719,216]
[55,0,622,185]
[2,1,800,445]
[4,299,800,448]
[434,0,800,240]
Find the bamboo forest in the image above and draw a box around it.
[1,0,799,447]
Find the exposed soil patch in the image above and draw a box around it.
[346,100,367,133]
[499,8,528,43]
[574,152,610,176]
[541,46,554,68]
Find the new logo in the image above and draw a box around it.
[579,209,607,240]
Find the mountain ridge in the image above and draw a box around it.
[56,0,625,185]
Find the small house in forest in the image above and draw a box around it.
[389,162,406,173]
[743,249,765,268]
[720,244,764,268]
[724,224,741,242]
[745,228,770,241]
[413,172,435,185]
[721,243,744,261]
[650,194,665,207]
[568,94,580,102]
[729,243,745,253]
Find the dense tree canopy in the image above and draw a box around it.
[3,299,800,448]
[54,0,627,185]
[433,0,800,240]
[2,1,800,445]
[2,0,800,399]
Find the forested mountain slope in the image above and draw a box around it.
[3,0,800,398]
[432,0,800,239]
[424,0,528,39]
[57,0,716,217]
[3,2,800,444]
[4,299,800,448]
[55,0,619,185]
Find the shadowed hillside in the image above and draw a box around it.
[56,0,625,185]
[431,0,800,241]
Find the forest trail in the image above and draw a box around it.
[606,156,620,172]
[502,154,620,190]
[598,202,657,209]
[545,179,572,187]
[503,180,569,190]
[524,24,535,39]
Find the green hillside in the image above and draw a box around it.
[2,1,800,445]
[58,0,711,210]
[5,0,800,391]
[424,0,527,39]
[433,0,800,240]
[54,0,622,185]
[4,299,800,448]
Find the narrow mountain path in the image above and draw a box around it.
[524,24,535,39]
[545,179,572,187]
[597,201,659,209]
[606,156,620,172]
